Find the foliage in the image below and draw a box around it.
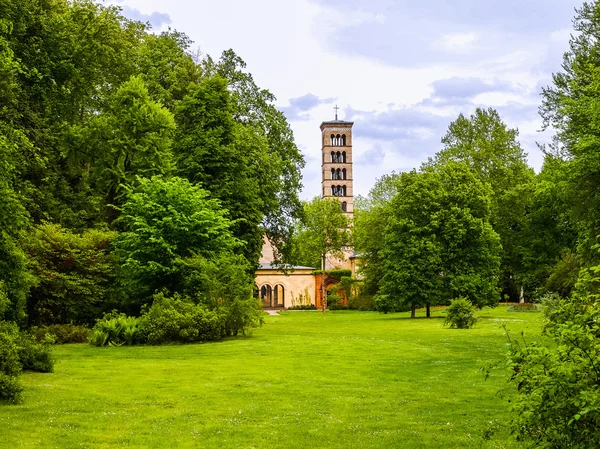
[444,297,478,329]
[22,223,118,326]
[287,304,317,310]
[426,108,534,301]
[201,50,305,264]
[545,250,580,298]
[0,319,54,403]
[379,163,501,317]
[354,173,401,295]
[539,1,600,263]
[30,324,90,344]
[89,76,175,221]
[181,253,263,337]
[89,312,143,347]
[506,303,540,312]
[114,176,239,310]
[140,293,221,345]
[506,251,600,448]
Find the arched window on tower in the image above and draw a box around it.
[336,151,341,163]
[336,134,341,146]
[341,202,347,212]
[331,185,337,196]
[335,168,341,180]
[342,151,347,163]
[342,134,346,146]
[341,185,346,196]
[331,151,335,162]
[330,134,335,146]
[342,168,347,180]
[331,168,335,179]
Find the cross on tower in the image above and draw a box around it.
[334,105,339,120]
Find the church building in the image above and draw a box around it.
[255,110,356,309]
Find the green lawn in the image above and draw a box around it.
[0,307,540,448]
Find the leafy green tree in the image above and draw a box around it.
[521,156,578,295]
[114,176,239,310]
[354,173,400,295]
[135,30,200,111]
[21,223,118,326]
[379,163,501,317]
[427,108,534,300]
[89,76,175,222]
[174,75,282,264]
[293,198,351,311]
[539,1,600,263]
[201,50,305,263]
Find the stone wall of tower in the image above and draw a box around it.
[320,121,354,217]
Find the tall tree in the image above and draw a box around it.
[354,173,400,295]
[427,108,534,300]
[294,198,351,311]
[89,76,175,222]
[201,50,305,263]
[379,163,501,317]
[539,1,600,263]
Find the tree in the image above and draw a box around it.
[201,50,305,264]
[113,176,239,311]
[22,223,118,326]
[90,76,175,222]
[426,108,534,300]
[539,1,600,264]
[294,198,351,311]
[354,173,400,295]
[174,75,285,265]
[379,163,501,317]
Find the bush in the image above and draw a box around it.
[0,320,55,403]
[30,324,90,344]
[507,302,541,312]
[444,297,477,329]
[0,372,23,404]
[140,293,222,345]
[347,294,374,311]
[287,304,317,310]
[89,312,143,347]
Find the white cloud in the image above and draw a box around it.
[438,32,479,51]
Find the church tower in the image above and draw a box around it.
[321,107,354,217]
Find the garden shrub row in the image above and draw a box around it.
[0,321,54,403]
[89,294,232,346]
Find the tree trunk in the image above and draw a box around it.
[426,303,431,318]
[411,303,416,319]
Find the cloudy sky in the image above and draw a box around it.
[107,0,580,199]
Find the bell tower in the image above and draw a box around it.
[321,106,354,217]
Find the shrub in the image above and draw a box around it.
[444,297,477,329]
[287,304,317,310]
[0,321,54,373]
[507,302,540,312]
[0,372,23,404]
[30,324,90,344]
[0,320,54,403]
[140,293,222,345]
[89,312,143,347]
[347,294,374,311]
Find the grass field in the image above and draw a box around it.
[0,307,541,448]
